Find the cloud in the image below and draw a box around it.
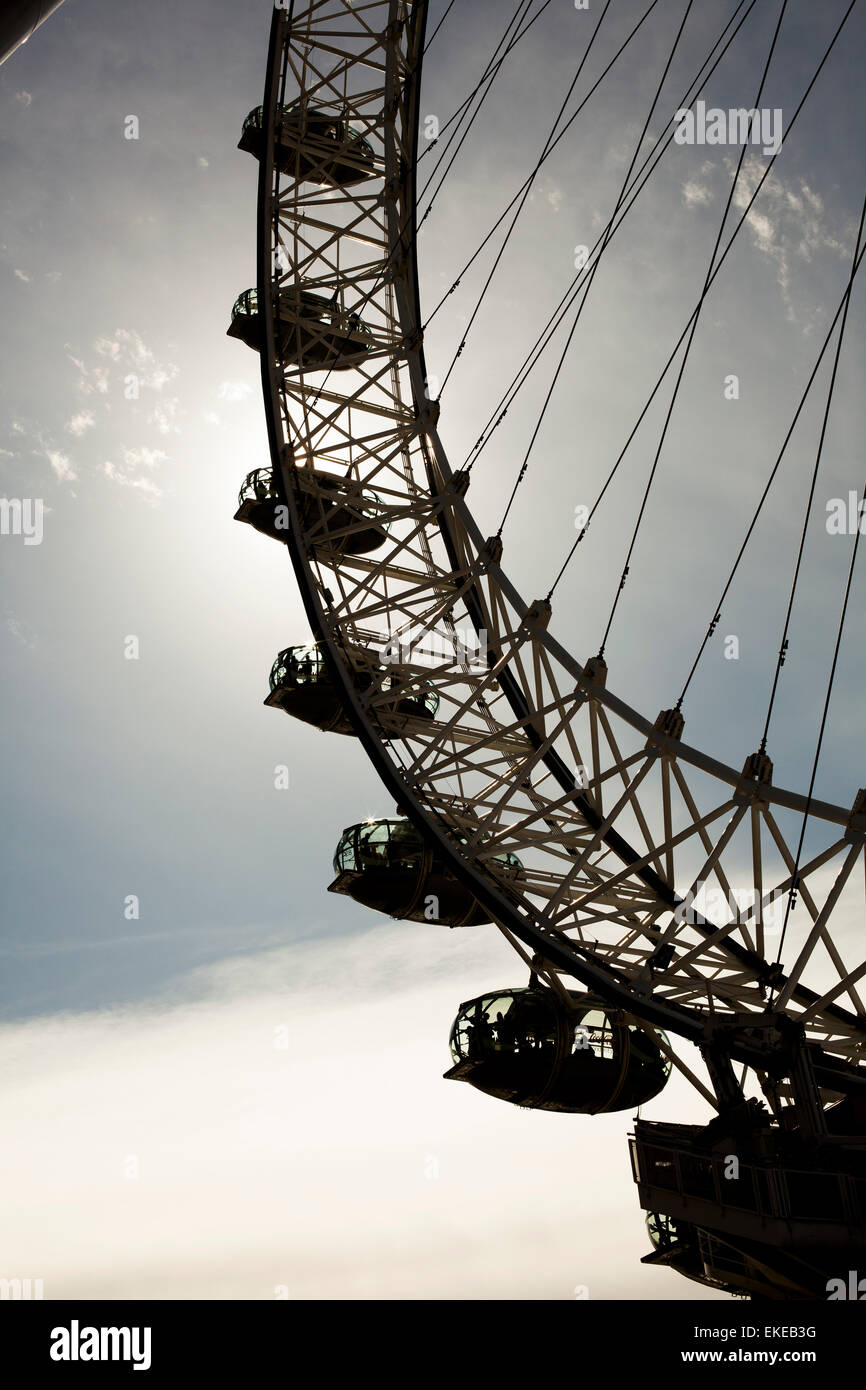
[15,91,32,108]
[94,337,122,362]
[0,924,716,1301]
[607,127,642,168]
[678,156,852,324]
[68,354,110,396]
[150,399,180,435]
[47,450,77,483]
[217,380,253,403]
[65,411,96,438]
[728,156,848,320]
[62,334,181,477]
[146,366,176,392]
[681,179,712,208]
[4,612,37,648]
[94,329,179,392]
[121,446,167,470]
[69,331,180,440]
[103,458,162,499]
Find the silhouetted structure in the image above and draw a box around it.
[264,644,439,734]
[446,987,671,1113]
[0,1,66,67]
[329,818,523,926]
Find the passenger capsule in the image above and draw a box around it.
[328,818,524,926]
[264,645,440,735]
[444,987,671,1112]
[234,467,389,555]
[239,103,377,187]
[227,285,374,370]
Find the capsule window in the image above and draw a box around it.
[647,1211,681,1250]
[269,646,325,691]
[627,1024,672,1078]
[451,991,558,1063]
[571,1009,615,1060]
[238,468,278,507]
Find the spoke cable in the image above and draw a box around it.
[418,0,541,211]
[760,190,866,758]
[769,199,866,976]
[463,0,758,475]
[675,239,866,709]
[544,0,859,601]
[596,0,789,659]
[305,0,662,434]
[494,0,697,540]
[424,0,459,54]
[418,0,553,173]
[423,0,665,336]
[436,0,617,398]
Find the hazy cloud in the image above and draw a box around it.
[729,156,849,320]
[68,354,110,396]
[121,445,167,470]
[47,450,77,483]
[0,925,716,1302]
[65,411,96,438]
[95,329,180,392]
[681,179,712,208]
[5,612,37,648]
[217,380,253,403]
[150,399,180,435]
[103,457,163,499]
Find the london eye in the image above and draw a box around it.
[229,0,866,1300]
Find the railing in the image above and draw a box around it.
[630,1135,864,1227]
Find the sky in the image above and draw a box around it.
[1,0,864,1301]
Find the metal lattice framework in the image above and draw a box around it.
[250,0,866,1104]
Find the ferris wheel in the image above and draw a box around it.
[229,0,866,1300]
